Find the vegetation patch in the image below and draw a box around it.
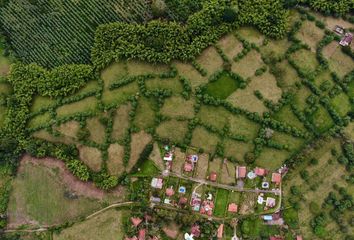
[229,114,259,140]
[145,77,183,93]
[191,127,220,153]
[55,121,80,140]
[218,34,243,60]
[28,113,51,129]
[309,106,334,133]
[195,153,209,179]
[126,60,170,76]
[289,49,319,75]
[107,143,125,176]
[220,160,236,185]
[156,119,188,144]
[196,46,224,76]
[111,103,131,141]
[172,148,185,174]
[127,131,152,172]
[249,72,282,102]
[160,96,195,119]
[102,82,139,105]
[132,159,160,177]
[56,97,97,117]
[78,145,102,172]
[330,92,351,117]
[30,96,56,113]
[260,38,290,59]
[149,142,164,170]
[273,105,306,132]
[273,60,301,90]
[101,62,128,88]
[232,50,264,79]
[326,47,353,78]
[205,71,242,99]
[224,139,253,162]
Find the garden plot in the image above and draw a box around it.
[54,209,126,240]
[196,46,223,76]
[330,92,351,117]
[296,21,324,51]
[145,77,184,93]
[256,147,291,171]
[217,34,243,60]
[126,60,170,76]
[273,105,307,132]
[229,114,259,141]
[78,145,102,172]
[102,82,139,105]
[172,148,185,174]
[237,27,264,46]
[111,103,131,141]
[220,160,236,185]
[54,121,80,139]
[197,105,231,130]
[28,113,51,129]
[127,131,152,172]
[156,119,188,144]
[289,49,319,75]
[260,38,291,59]
[107,143,125,176]
[195,153,209,179]
[86,117,106,144]
[160,96,195,119]
[173,61,208,90]
[30,96,56,113]
[224,139,253,163]
[133,97,156,130]
[56,97,97,117]
[101,61,128,88]
[149,142,164,171]
[232,50,264,79]
[214,189,229,217]
[191,127,220,154]
[273,60,301,90]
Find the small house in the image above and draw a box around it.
[255,167,266,176]
[209,172,217,182]
[257,195,264,204]
[236,166,247,179]
[272,173,281,185]
[179,197,188,206]
[150,196,161,203]
[138,229,146,240]
[266,197,276,208]
[296,236,303,240]
[151,178,163,189]
[166,187,175,197]
[263,215,273,221]
[217,224,224,239]
[340,33,353,46]
[131,217,143,227]
[164,152,173,161]
[228,203,238,213]
[184,162,193,172]
[334,25,345,35]
[191,224,201,237]
[200,200,214,216]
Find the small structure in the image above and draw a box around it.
[184,233,194,240]
[255,167,266,176]
[334,25,345,35]
[262,182,270,189]
[150,196,161,203]
[164,198,171,204]
[191,193,202,211]
[340,32,353,46]
[263,215,273,221]
[228,203,238,213]
[247,171,257,179]
[236,166,247,179]
[272,173,281,185]
[296,236,303,240]
[191,224,201,237]
[266,197,276,208]
[138,229,146,240]
[188,154,199,163]
[166,187,175,197]
[131,217,143,227]
[209,172,217,182]
[151,178,163,189]
[184,162,193,172]
[257,195,264,205]
[217,224,224,239]
[206,192,213,201]
[179,197,188,206]
[164,152,173,161]
[179,186,186,194]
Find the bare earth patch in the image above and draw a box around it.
[196,46,224,76]
[86,117,106,144]
[78,145,102,172]
[239,193,256,214]
[172,148,185,174]
[54,121,80,139]
[195,153,209,179]
[107,143,125,176]
[111,103,131,141]
[217,34,243,60]
[149,142,164,170]
[127,131,152,172]
[232,50,264,79]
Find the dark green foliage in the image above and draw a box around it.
[204,71,244,99]
[164,0,205,22]
[222,7,237,23]
[305,0,353,16]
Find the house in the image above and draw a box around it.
[296,236,303,240]
[228,203,238,213]
[191,193,202,211]
[166,187,175,197]
[266,197,276,208]
[179,197,188,206]
[269,237,284,240]
[272,173,281,185]
[164,152,173,161]
[151,178,163,189]
[209,172,217,182]
[217,224,224,239]
[340,33,353,46]
[131,217,143,227]
[255,167,266,176]
[138,229,146,240]
[150,196,161,203]
[191,224,201,237]
[184,162,193,172]
[125,237,138,240]
[200,200,214,216]
[236,166,247,179]
[334,25,345,35]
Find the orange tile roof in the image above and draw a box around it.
[228,203,238,213]
[131,217,142,227]
[217,224,224,239]
[255,167,266,176]
[272,173,281,184]
[209,172,217,181]
[237,166,247,178]
[184,162,193,172]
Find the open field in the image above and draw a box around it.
[330,92,351,117]
[224,139,253,162]
[173,61,208,90]
[55,121,80,139]
[290,49,318,75]
[102,82,139,105]
[156,119,188,143]
[217,34,243,60]
[149,142,164,170]
[220,160,236,185]
[126,60,169,76]
[232,50,264,79]
[101,61,128,88]
[205,71,241,99]
[191,127,220,153]
[256,147,290,171]
[196,46,223,76]
[214,189,229,217]
[146,77,183,93]
[273,60,301,90]
[56,97,97,117]
[273,105,306,132]
[160,96,195,119]
[260,39,290,59]
[324,45,354,78]
[229,114,259,140]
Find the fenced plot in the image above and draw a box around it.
[260,38,291,59]
[271,132,305,152]
[232,50,264,79]
[56,97,98,117]
[218,34,243,60]
[249,72,283,102]
[310,106,334,133]
[160,96,195,119]
[111,103,131,141]
[78,145,102,172]
[191,127,220,154]
[107,143,125,176]
[173,61,208,90]
[30,96,56,113]
[156,119,189,144]
[87,117,106,144]
[295,21,324,51]
[325,47,353,78]
[33,129,75,145]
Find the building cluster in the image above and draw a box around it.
[334,25,353,46]
[125,215,158,240]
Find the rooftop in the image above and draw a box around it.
[228,203,238,213]
[236,166,247,178]
[272,173,281,184]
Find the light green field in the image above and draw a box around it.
[156,119,188,144]
[191,127,220,153]
[133,97,156,130]
[330,92,351,117]
[197,105,231,130]
[56,96,97,117]
[256,147,291,170]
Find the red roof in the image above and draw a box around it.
[125,237,138,240]
[269,237,284,240]
[217,224,224,239]
[191,225,201,237]
[228,203,238,213]
[166,188,174,197]
[272,173,281,184]
[296,236,303,240]
[237,166,247,178]
[131,217,142,227]
[179,197,188,205]
[255,167,266,176]
[209,172,217,181]
[184,162,193,172]
[138,229,146,240]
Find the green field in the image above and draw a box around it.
[205,71,241,99]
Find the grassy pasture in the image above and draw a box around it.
[290,49,318,75]
[214,189,229,217]
[310,106,334,133]
[126,60,170,76]
[330,92,351,117]
[111,103,131,141]
[107,143,125,176]
[145,77,183,93]
[172,148,185,174]
[195,153,209,179]
[220,160,236,185]
[293,86,312,111]
[78,145,102,172]
[196,46,223,76]
[256,147,290,170]
[217,34,243,60]
[260,38,291,59]
[197,105,231,130]
[56,97,97,117]
[33,129,75,145]
[28,112,51,129]
[101,61,127,88]
[160,96,195,119]
[127,131,152,172]
[232,50,264,79]
[30,96,56,113]
[273,105,306,132]
[8,161,100,227]
[343,122,354,139]
[173,61,208,90]
[133,97,156,130]
[228,114,259,140]
[271,132,305,152]
[132,159,160,177]
[156,119,188,143]
[224,139,253,162]
[191,127,220,154]
[54,209,127,240]
[326,47,353,78]
[313,70,334,91]
[296,20,324,51]
[86,117,106,144]
[205,71,241,99]
[237,27,264,46]
[273,60,301,90]
[250,72,282,102]
[102,82,139,105]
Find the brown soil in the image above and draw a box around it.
[107,143,125,176]
[78,145,102,172]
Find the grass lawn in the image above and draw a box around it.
[28,112,51,129]
[127,131,152,172]
[256,147,290,171]
[156,119,188,144]
[271,132,306,152]
[133,97,156,130]
[190,127,220,154]
[160,96,195,119]
[53,209,127,240]
[273,105,307,132]
[310,106,334,133]
[196,46,223,76]
[232,50,264,79]
[228,114,260,140]
[205,71,241,99]
[132,160,160,177]
[56,97,97,117]
[237,27,264,46]
[290,49,319,75]
[30,96,56,113]
[145,77,183,93]
[197,105,231,130]
[330,92,351,117]
[214,189,229,217]
[102,82,139,105]
[8,162,100,226]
